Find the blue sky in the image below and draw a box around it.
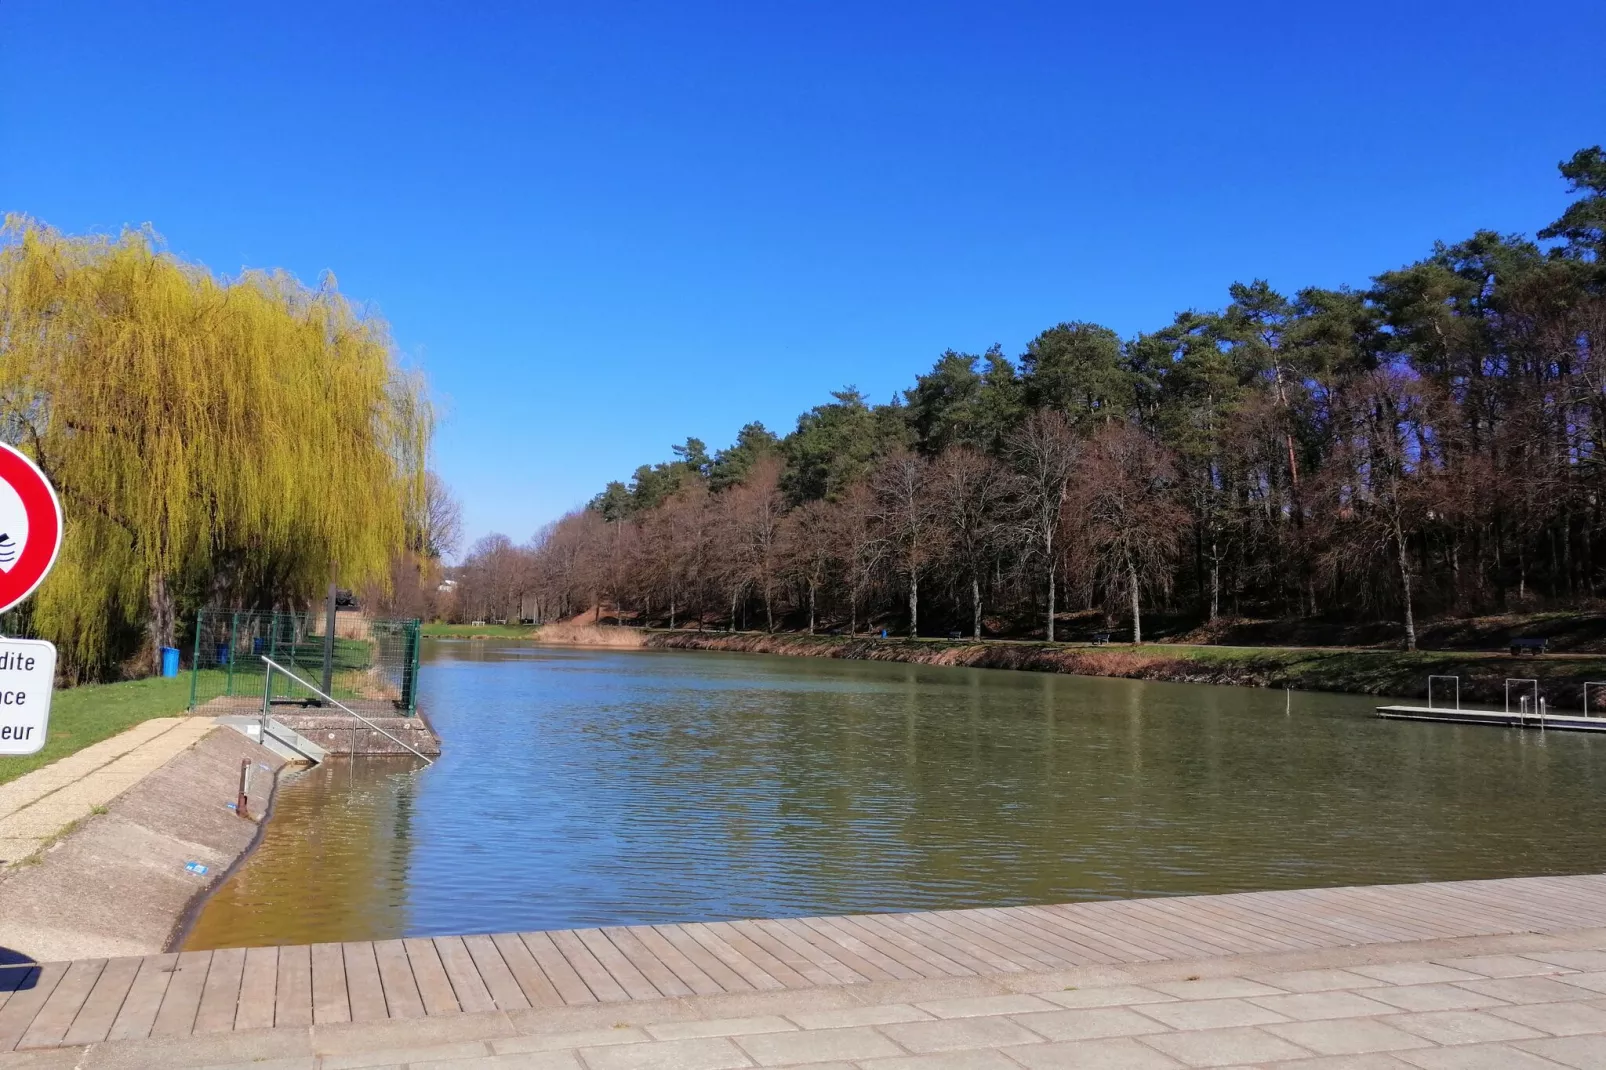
[3,2,1602,551]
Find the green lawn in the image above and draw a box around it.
[0,673,200,787]
[422,622,537,639]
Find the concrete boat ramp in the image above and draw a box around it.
[10,874,1606,1067]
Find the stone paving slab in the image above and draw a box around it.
[14,926,1606,1067]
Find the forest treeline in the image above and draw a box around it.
[0,218,440,679]
[452,148,1606,649]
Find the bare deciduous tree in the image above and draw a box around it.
[1070,423,1186,643]
[933,446,1010,639]
[1006,411,1079,641]
[871,451,944,637]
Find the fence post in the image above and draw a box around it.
[407,620,421,716]
[320,568,337,703]
[188,610,202,710]
[261,660,272,738]
[226,611,239,696]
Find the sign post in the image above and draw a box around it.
[0,443,64,757]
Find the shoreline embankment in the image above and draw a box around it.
[526,624,1606,705]
[0,726,286,962]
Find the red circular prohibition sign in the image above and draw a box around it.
[0,443,63,616]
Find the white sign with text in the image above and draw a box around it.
[0,638,57,755]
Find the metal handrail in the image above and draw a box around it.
[260,655,434,765]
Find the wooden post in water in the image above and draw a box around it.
[236,758,250,819]
[320,562,338,702]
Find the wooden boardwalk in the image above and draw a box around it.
[4,873,1606,1052]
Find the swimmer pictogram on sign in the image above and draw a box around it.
[0,443,63,616]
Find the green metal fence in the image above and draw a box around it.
[187,610,422,715]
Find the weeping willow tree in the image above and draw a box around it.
[0,217,431,678]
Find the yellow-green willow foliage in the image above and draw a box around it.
[0,217,431,677]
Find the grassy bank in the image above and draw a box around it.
[0,674,199,786]
[624,630,1606,707]
[422,622,539,640]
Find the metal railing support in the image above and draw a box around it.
[1506,678,1539,720]
[259,655,433,765]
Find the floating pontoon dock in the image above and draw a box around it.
[1377,703,1606,732]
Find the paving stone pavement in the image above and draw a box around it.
[16,927,1606,1068]
[0,716,215,868]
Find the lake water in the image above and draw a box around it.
[184,641,1606,948]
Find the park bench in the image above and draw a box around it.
[947,630,963,639]
[1510,636,1548,656]
[1090,631,1112,646]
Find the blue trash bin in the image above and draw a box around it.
[160,646,180,677]
[215,642,230,665]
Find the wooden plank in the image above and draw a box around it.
[0,964,65,1052]
[981,906,1124,964]
[653,925,753,991]
[1126,898,1269,954]
[699,922,811,988]
[433,937,495,1014]
[777,918,905,983]
[519,931,597,1004]
[0,966,26,1017]
[548,929,629,1002]
[192,947,247,1035]
[1026,905,1170,960]
[750,919,867,986]
[1179,897,1328,951]
[1315,886,1463,938]
[108,954,175,1041]
[679,923,786,990]
[463,934,531,1011]
[342,943,389,1023]
[403,937,461,1016]
[1075,901,1229,958]
[150,950,211,1038]
[831,915,970,977]
[990,905,1138,964]
[895,912,1041,972]
[234,947,278,1030]
[727,920,841,986]
[1199,895,1353,947]
[878,914,1017,974]
[1226,891,1408,948]
[630,925,732,995]
[1426,880,1583,930]
[1317,885,1459,937]
[1488,877,1602,917]
[1109,901,1246,956]
[272,944,313,1028]
[310,943,351,1025]
[1352,885,1508,936]
[490,933,564,1008]
[16,958,104,1049]
[1519,878,1606,925]
[794,916,919,981]
[573,929,660,1000]
[372,940,425,1020]
[600,927,694,997]
[1171,893,1336,949]
[62,956,143,1046]
[935,910,1078,969]
[1281,888,1434,942]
